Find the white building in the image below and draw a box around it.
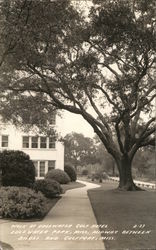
[0,117,64,179]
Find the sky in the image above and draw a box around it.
[57,110,95,138]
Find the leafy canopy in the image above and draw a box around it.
[0,0,155,162]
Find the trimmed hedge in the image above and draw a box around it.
[34,179,63,198]
[0,187,46,219]
[0,150,35,187]
[64,164,77,182]
[45,169,70,184]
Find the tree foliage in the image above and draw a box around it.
[64,164,77,182]
[133,147,155,178]
[0,0,155,190]
[0,150,35,187]
[64,132,98,167]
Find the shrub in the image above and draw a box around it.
[102,172,109,180]
[81,169,88,176]
[92,171,109,182]
[93,172,102,180]
[64,164,77,182]
[0,150,35,187]
[0,186,46,219]
[91,172,102,182]
[45,169,70,184]
[33,179,63,198]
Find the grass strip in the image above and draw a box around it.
[88,181,156,250]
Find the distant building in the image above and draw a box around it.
[0,116,64,179]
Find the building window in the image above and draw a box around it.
[40,137,47,148]
[23,136,29,148]
[33,160,56,178]
[39,161,45,177]
[48,161,55,172]
[49,137,56,148]
[31,137,38,148]
[22,136,56,149]
[33,161,38,177]
[1,135,8,147]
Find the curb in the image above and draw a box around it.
[109,177,156,189]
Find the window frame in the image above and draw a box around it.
[1,135,9,148]
[40,137,47,149]
[48,160,55,172]
[39,161,46,177]
[22,136,56,149]
[22,136,30,148]
[31,136,38,148]
[33,160,38,177]
[49,137,56,149]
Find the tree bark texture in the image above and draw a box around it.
[117,155,143,191]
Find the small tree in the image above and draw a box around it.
[0,150,35,187]
[64,133,98,169]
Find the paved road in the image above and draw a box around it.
[0,181,105,250]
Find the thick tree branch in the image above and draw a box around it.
[93,84,121,113]
[129,126,155,159]
[88,41,120,80]
[139,118,155,138]
[115,120,124,154]
[85,87,111,133]
[26,64,109,133]
[131,92,156,118]
[130,111,141,138]
[139,138,155,147]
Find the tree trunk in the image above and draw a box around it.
[112,159,115,176]
[117,155,143,191]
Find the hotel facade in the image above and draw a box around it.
[0,118,64,179]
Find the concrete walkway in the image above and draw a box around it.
[0,181,105,250]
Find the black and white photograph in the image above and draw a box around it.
[0,0,155,249]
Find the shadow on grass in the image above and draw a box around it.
[88,181,156,250]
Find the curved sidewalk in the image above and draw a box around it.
[0,180,105,250]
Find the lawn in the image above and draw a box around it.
[88,181,156,250]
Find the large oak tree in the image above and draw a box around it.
[0,0,155,190]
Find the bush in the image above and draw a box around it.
[81,169,88,176]
[91,171,109,182]
[45,169,70,184]
[93,172,102,179]
[0,186,46,219]
[91,172,102,182]
[34,179,63,198]
[64,164,77,182]
[102,172,109,180]
[0,150,35,187]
